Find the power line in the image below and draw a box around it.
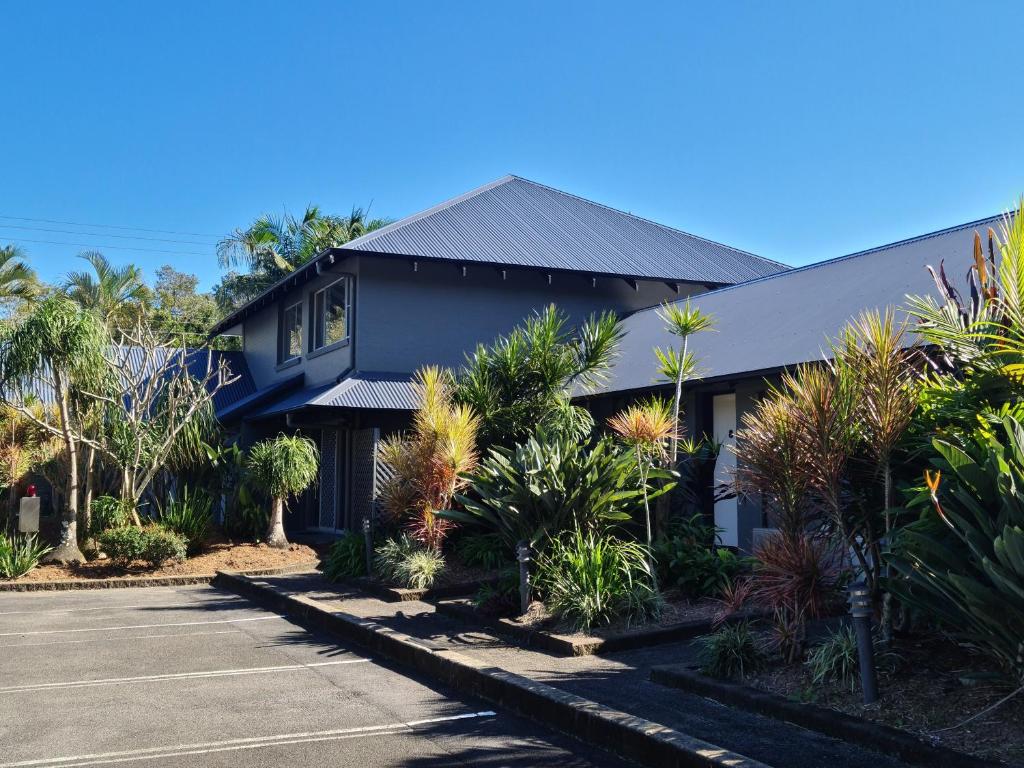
[0,222,217,246]
[4,236,213,258]
[0,214,223,239]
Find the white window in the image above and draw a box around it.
[279,301,302,364]
[311,277,350,351]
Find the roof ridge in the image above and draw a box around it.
[505,175,789,269]
[627,210,1009,318]
[342,175,517,249]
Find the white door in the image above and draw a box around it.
[712,393,738,547]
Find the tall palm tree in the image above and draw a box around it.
[64,252,149,333]
[0,244,40,309]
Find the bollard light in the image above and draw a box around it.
[516,540,532,616]
[362,517,374,578]
[847,580,879,704]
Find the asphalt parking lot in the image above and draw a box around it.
[0,585,627,767]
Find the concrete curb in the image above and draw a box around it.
[0,562,319,592]
[650,665,993,768]
[348,575,498,603]
[438,598,762,657]
[214,570,771,768]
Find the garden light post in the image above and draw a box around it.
[362,517,374,577]
[848,580,879,704]
[516,540,532,616]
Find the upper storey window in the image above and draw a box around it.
[311,277,350,351]
[278,301,302,364]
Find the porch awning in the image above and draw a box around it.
[247,371,417,420]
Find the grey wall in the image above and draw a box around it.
[353,256,695,373]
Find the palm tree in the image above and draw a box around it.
[0,296,107,562]
[0,244,40,311]
[64,252,149,333]
[245,434,319,548]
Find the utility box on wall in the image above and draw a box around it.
[17,496,40,534]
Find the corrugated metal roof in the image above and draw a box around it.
[15,346,256,415]
[249,371,416,419]
[592,213,1006,395]
[342,175,788,284]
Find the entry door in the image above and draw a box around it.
[712,393,738,548]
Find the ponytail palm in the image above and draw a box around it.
[246,434,319,548]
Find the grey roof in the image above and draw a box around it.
[249,371,416,419]
[17,347,256,415]
[593,213,1006,395]
[341,175,788,284]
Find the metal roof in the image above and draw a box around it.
[592,213,1007,395]
[248,371,416,419]
[342,175,788,284]
[210,175,789,336]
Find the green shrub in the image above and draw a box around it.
[99,525,187,568]
[0,533,52,579]
[322,531,367,581]
[90,495,133,534]
[805,625,859,691]
[654,514,747,598]
[474,567,519,617]
[696,621,767,679]
[157,487,213,554]
[454,532,511,571]
[536,528,660,632]
[374,534,445,589]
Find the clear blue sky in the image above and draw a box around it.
[2,1,1022,291]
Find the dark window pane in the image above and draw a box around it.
[311,278,349,351]
[280,302,302,362]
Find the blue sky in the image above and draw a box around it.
[2,1,1022,291]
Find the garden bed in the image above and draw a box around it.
[2,542,321,591]
[438,595,758,656]
[653,632,1024,767]
[347,563,500,602]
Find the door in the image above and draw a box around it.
[712,393,738,547]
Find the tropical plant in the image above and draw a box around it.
[373,534,444,589]
[446,431,660,555]
[454,305,624,449]
[156,487,213,554]
[0,244,39,311]
[607,397,679,576]
[98,524,186,568]
[0,295,107,562]
[888,414,1024,682]
[454,532,511,571]
[64,251,149,334]
[536,528,660,632]
[473,568,519,617]
[749,532,842,662]
[90,495,133,534]
[696,620,767,679]
[805,625,860,692]
[245,434,319,548]
[321,530,367,581]
[0,400,53,531]
[654,514,746,598]
[0,532,52,579]
[378,366,480,551]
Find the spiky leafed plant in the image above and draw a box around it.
[608,397,678,577]
[378,366,480,551]
[655,299,714,464]
[0,245,39,310]
[0,296,106,562]
[245,434,319,548]
[64,252,149,334]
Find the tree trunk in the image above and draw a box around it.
[82,445,96,539]
[43,378,85,564]
[265,496,288,548]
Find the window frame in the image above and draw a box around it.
[277,300,303,366]
[308,276,351,355]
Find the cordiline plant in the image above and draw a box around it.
[888,413,1024,683]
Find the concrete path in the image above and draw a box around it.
[0,584,628,767]
[254,572,913,768]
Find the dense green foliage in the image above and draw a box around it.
[0,532,52,579]
[90,495,133,534]
[374,534,444,589]
[322,531,367,581]
[536,528,660,631]
[696,621,766,679]
[805,625,860,691]
[447,432,666,554]
[454,532,512,571]
[156,487,213,554]
[98,525,187,568]
[653,514,746,598]
[245,434,320,499]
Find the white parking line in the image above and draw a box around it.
[0,710,498,767]
[0,614,281,637]
[0,600,239,617]
[0,658,371,694]
[0,629,239,649]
